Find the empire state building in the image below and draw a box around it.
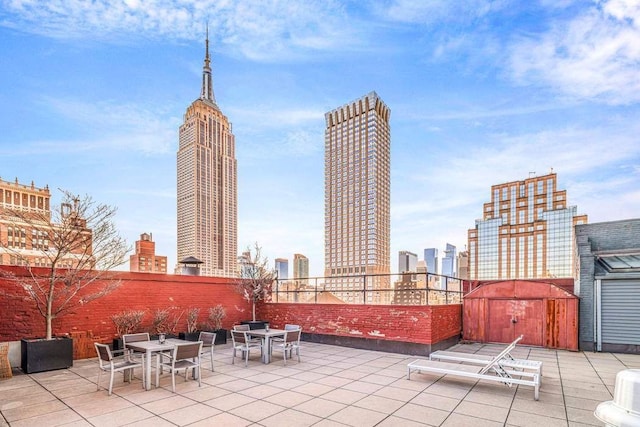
[177,35,237,277]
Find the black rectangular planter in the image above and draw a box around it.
[240,321,268,330]
[214,329,227,345]
[21,337,73,374]
[179,330,227,345]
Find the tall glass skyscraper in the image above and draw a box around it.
[468,173,587,280]
[424,248,438,275]
[177,34,237,277]
[441,243,456,277]
[275,258,288,280]
[324,91,391,303]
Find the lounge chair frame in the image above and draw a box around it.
[407,336,541,400]
[429,336,543,376]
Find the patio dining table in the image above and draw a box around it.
[247,328,286,364]
[125,338,190,390]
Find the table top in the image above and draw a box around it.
[244,328,286,337]
[125,338,190,352]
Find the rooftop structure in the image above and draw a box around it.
[129,232,167,273]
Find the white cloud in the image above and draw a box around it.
[1,0,362,61]
[46,97,178,154]
[377,0,504,24]
[509,0,640,105]
[390,118,640,255]
[0,97,178,155]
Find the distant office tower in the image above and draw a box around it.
[441,243,456,277]
[424,248,438,275]
[468,172,587,280]
[324,91,391,303]
[398,250,418,273]
[275,258,288,280]
[457,251,469,280]
[177,33,237,277]
[237,251,252,278]
[0,178,91,268]
[293,253,309,285]
[130,233,167,273]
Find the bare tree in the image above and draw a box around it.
[1,190,129,339]
[235,242,276,322]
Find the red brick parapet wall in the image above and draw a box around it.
[0,266,248,347]
[258,303,462,345]
[0,266,462,358]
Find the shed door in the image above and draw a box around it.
[601,279,640,346]
[487,299,543,346]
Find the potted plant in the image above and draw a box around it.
[179,307,201,341]
[235,242,276,330]
[0,190,129,373]
[150,308,181,339]
[207,304,227,344]
[111,309,145,350]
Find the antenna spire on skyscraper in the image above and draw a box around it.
[200,23,216,104]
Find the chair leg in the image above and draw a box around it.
[232,347,236,365]
[109,370,115,396]
[283,346,287,366]
[96,368,102,391]
[171,369,176,393]
[244,347,249,367]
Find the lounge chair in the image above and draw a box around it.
[429,335,543,376]
[407,336,541,400]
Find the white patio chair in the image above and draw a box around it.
[156,341,203,392]
[270,328,301,365]
[271,324,300,346]
[94,343,144,396]
[198,331,216,371]
[122,332,150,365]
[231,330,263,367]
[407,337,541,400]
[233,324,261,344]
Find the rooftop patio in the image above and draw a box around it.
[2,341,638,427]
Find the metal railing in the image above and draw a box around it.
[272,272,464,305]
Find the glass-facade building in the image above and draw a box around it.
[275,258,288,280]
[468,173,587,280]
[324,91,391,303]
[442,243,456,277]
[398,250,418,273]
[424,248,438,275]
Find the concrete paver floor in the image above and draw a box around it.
[2,341,639,426]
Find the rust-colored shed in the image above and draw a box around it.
[463,280,578,350]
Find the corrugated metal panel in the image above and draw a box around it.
[601,280,640,345]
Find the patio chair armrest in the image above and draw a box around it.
[158,352,174,363]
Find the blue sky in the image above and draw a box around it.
[1,0,638,277]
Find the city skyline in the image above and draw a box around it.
[1,2,638,276]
